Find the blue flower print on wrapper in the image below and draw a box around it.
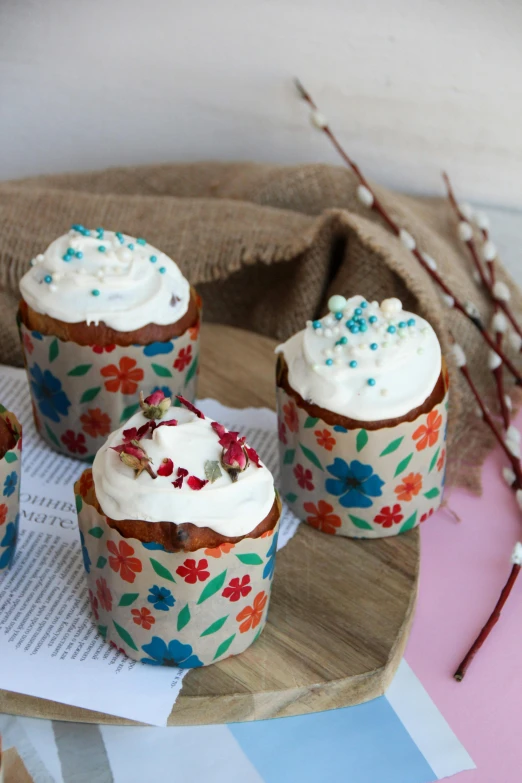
[141,637,203,668]
[3,471,17,498]
[80,531,91,574]
[0,515,19,570]
[143,342,175,357]
[147,585,175,611]
[325,458,384,509]
[263,531,278,580]
[29,364,71,423]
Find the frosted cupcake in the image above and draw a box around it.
[276,295,448,538]
[0,405,22,572]
[18,226,200,461]
[75,392,280,667]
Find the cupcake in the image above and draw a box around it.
[18,225,201,461]
[276,295,448,538]
[0,405,22,572]
[75,392,280,667]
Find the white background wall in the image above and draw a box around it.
[1,0,522,207]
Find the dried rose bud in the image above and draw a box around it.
[221,438,249,482]
[139,390,172,420]
[176,395,204,419]
[111,441,157,479]
[158,458,174,477]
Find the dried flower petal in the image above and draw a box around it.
[172,467,188,489]
[211,421,226,438]
[176,395,205,418]
[187,475,208,490]
[156,419,178,429]
[245,446,261,467]
[158,458,174,477]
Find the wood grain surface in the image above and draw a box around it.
[0,323,419,726]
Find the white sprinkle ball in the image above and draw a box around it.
[380,388,388,397]
[310,109,328,130]
[334,357,343,366]
[492,312,508,334]
[323,348,333,358]
[324,328,333,338]
[474,211,490,231]
[507,425,521,444]
[488,350,502,371]
[334,344,343,354]
[328,295,347,313]
[505,394,512,411]
[506,439,521,458]
[458,202,474,221]
[482,240,497,262]
[457,221,473,242]
[465,301,480,318]
[503,467,516,487]
[97,271,105,280]
[493,281,510,302]
[49,284,57,292]
[399,229,416,251]
[451,343,467,368]
[356,185,374,208]
[511,542,522,566]
[420,252,437,271]
[120,249,132,262]
[332,326,340,336]
[508,331,522,351]
[442,294,455,309]
[324,315,335,327]
[381,297,402,317]
[36,254,44,262]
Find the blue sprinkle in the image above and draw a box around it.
[96,228,104,239]
[136,237,146,246]
[127,243,135,250]
[325,358,333,366]
[334,312,343,321]
[150,255,158,263]
[116,232,125,244]
[345,320,355,329]
[336,336,348,345]
[387,325,396,334]
[62,254,71,261]
[370,343,378,350]
[407,318,416,327]
[369,315,378,324]
[76,251,83,259]
[349,360,357,368]
[350,326,359,334]
[159,267,166,274]
[398,321,406,329]
[312,320,321,329]
[368,378,376,386]
[98,245,106,253]
[44,275,52,284]
[360,301,368,308]
[66,247,75,255]
[359,323,368,332]
[91,289,100,297]
[354,307,362,316]
[71,223,84,232]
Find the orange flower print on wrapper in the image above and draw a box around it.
[131,607,155,630]
[294,463,314,491]
[174,345,193,372]
[101,356,144,395]
[283,401,299,433]
[395,472,423,502]
[236,591,268,633]
[107,540,143,584]
[176,558,210,584]
[315,429,336,451]
[437,448,446,472]
[78,470,94,499]
[374,504,404,528]
[204,542,234,558]
[0,504,7,526]
[304,500,341,535]
[412,410,442,452]
[80,408,111,438]
[188,322,200,341]
[96,577,112,612]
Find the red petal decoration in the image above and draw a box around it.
[144,390,165,405]
[122,426,138,442]
[157,419,178,429]
[176,395,204,419]
[246,446,261,467]
[158,458,174,477]
[172,477,183,489]
[187,475,208,490]
[211,421,226,438]
[177,467,189,478]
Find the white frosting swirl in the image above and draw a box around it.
[92,407,275,537]
[19,226,190,331]
[276,295,442,421]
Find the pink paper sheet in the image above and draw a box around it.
[405,411,522,782]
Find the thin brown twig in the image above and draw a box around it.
[294,79,522,386]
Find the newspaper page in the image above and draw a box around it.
[0,367,299,726]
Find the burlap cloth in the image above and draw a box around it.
[0,162,520,493]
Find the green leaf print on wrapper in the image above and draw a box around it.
[213,634,236,661]
[380,436,404,457]
[283,449,295,465]
[151,364,173,378]
[348,514,373,531]
[120,403,140,423]
[118,593,139,607]
[88,527,104,539]
[399,511,418,533]
[285,493,298,503]
[197,570,227,604]
[394,453,413,478]
[49,338,59,363]
[45,424,60,448]
[80,387,101,404]
[424,487,440,500]
[67,364,93,377]
[96,556,107,569]
[185,357,198,385]
[429,448,440,473]
[113,620,139,651]
[299,444,323,471]
[177,604,191,631]
[201,615,228,637]
[235,553,263,565]
[304,416,319,428]
[4,452,17,464]
[356,429,368,453]
[150,558,176,583]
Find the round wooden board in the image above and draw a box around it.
[0,324,419,726]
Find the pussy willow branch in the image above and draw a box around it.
[294,78,522,386]
[443,172,511,429]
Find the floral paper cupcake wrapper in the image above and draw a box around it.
[18,307,200,462]
[75,471,280,667]
[0,407,22,572]
[276,382,448,539]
